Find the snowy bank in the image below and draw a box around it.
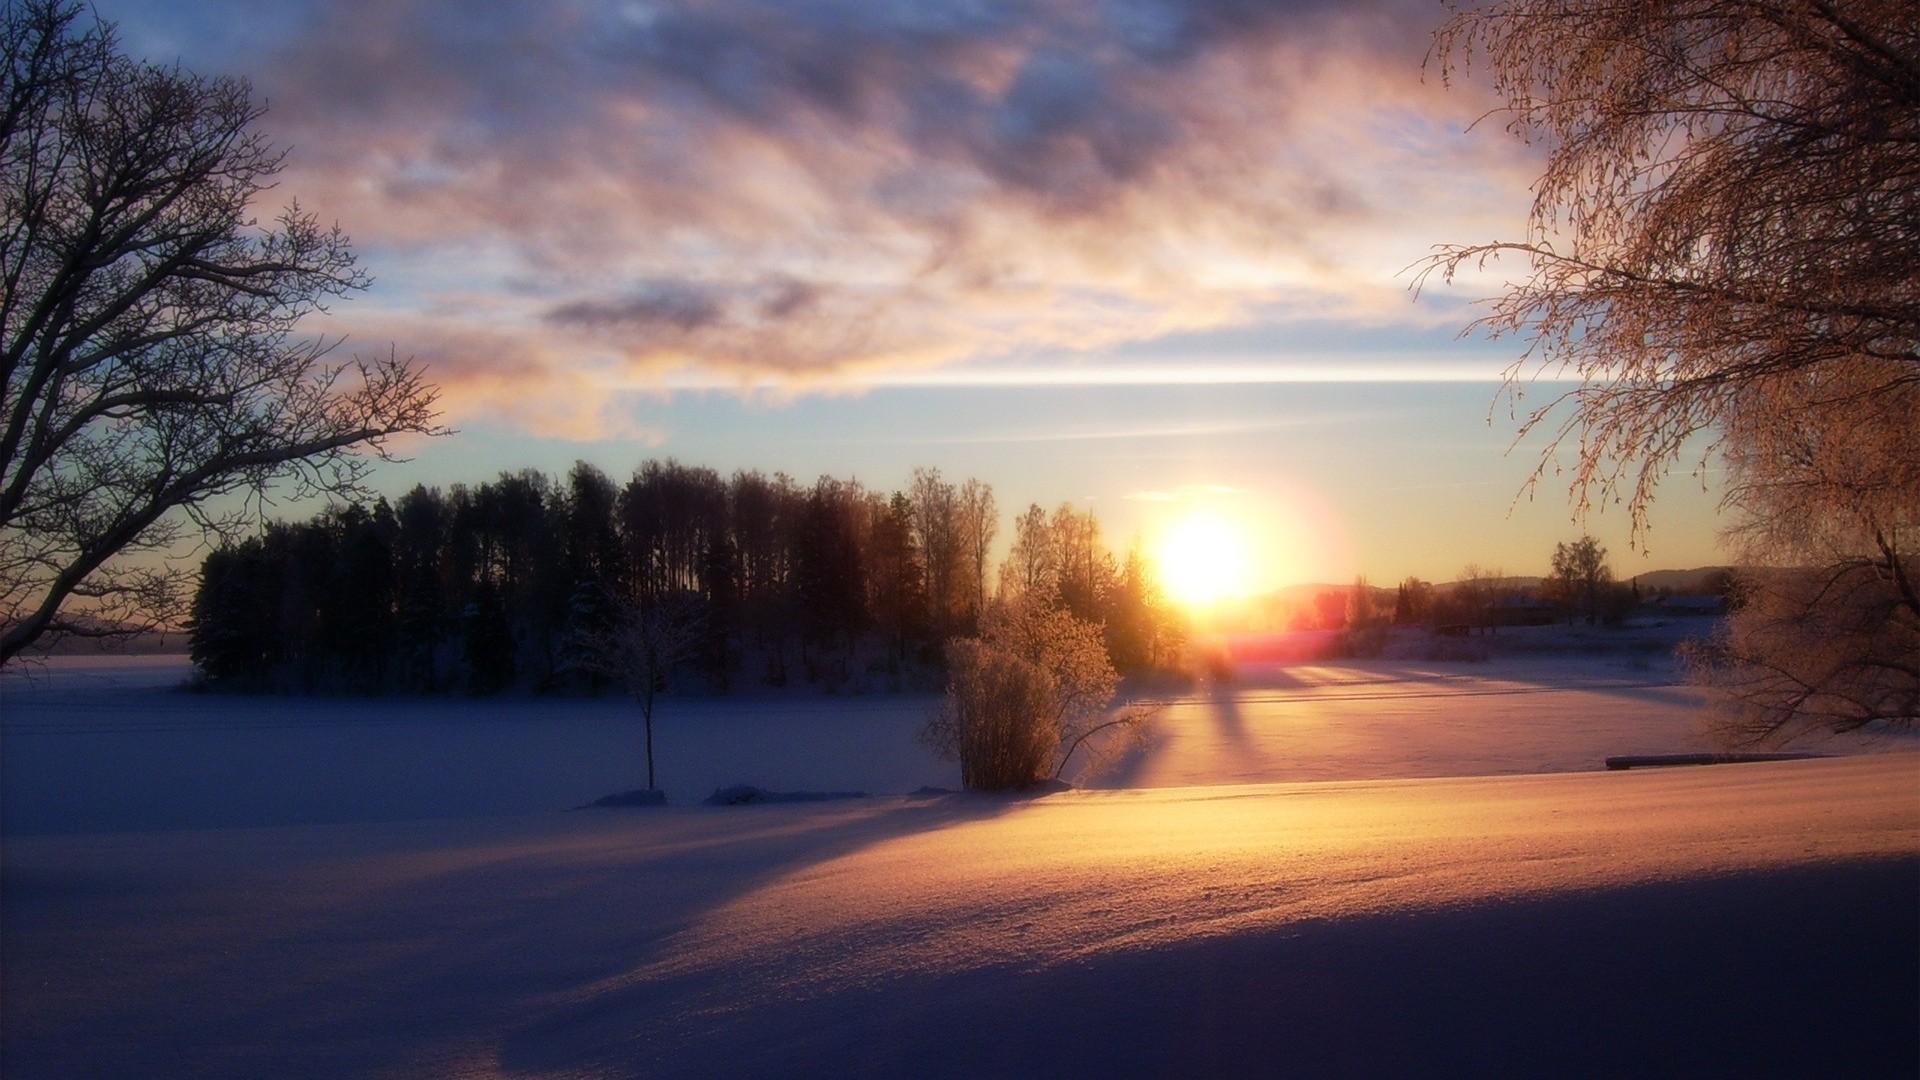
[3,754,1915,1078]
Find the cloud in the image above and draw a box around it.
[818,407,1406,446]
[108,0,1533,428]
[316,313,663,443]
[859,419,1297,446]
[546,282,727,334]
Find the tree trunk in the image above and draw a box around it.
[644,704,656,790]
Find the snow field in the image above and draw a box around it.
[5,653,1909,835]
[2,755,1914,1077]
[3,652,1916,1077]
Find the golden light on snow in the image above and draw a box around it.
[1154,512,1252,608]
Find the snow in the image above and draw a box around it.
[3,653,1917,1076]
[5,652,1908,835]
[1089,656,1913,789]
[0,656,951,835]
[4,756,1915,1077]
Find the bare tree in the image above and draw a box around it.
[957,477,996,625]
[572,597,706,790]
[0,2,441,664]
[1427,0,1918,736]
[1548,536,1610,626]
[1346,575,1379,629]
[908,466,958,634]
[1454,564,1506,634]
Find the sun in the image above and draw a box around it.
[1154,512,1252,609]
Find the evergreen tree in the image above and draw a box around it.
[464,581,515,694]
[869,492,929,665]
[394,486,449,690]
[189,541,279,683]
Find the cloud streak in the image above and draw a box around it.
[840,416,1352,447]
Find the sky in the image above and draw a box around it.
[99,0,1728,588]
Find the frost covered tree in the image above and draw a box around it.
[925,638,1056,791]
[1686,563,1919,745]
[1426,0,1919,529]
[0,1,441,665]
[924,600,1154,790]
[1428,0,1918,736]
[957,478,997,626]
[997,503,1058,604]
[1049,503,1113,621]
[1684,370,1918,742]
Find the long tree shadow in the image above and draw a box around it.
[1209,682,1249,745]
[0,792,1040,1080]
[494,856,1920,1077]
[1091,681,1251,790]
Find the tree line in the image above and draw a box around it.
[189,461,1186,694]
[1270,536,1708,639]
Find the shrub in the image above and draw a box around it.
[1334,624,1391,659]
[924,602,1157,791]
[924,639,1056,790]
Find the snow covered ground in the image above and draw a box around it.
[3,653,1909,834]
[1097,656,1916,788]
[0,656,951,835]
[3,654,1917,1077]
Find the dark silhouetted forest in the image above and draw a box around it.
[189,461,1186,694]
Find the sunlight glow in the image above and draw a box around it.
[1154,512,1253,608]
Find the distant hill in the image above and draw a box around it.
[1626,566,1735,593]
[1254,566,1738,606]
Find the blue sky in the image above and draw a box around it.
[99,0,1728,585]
[372,378,1726,587]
